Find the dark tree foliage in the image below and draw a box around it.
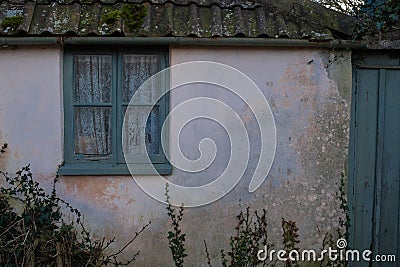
[314,0,400,38]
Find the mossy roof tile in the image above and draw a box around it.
[0,0,355,39]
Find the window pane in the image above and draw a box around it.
[74,107,112,155]
[123,106,160,155]
[74,55,112,104]
[122,55,160,103]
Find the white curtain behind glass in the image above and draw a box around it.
[74,55,112,156]
[122,55,160,155]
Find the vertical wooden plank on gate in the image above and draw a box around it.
[352,67,379,267]
[378,69,400,266]
[348,65,358,265]
[372,69,385,267]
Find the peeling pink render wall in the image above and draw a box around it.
[0,46,352,266]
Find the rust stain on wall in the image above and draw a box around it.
[61,176,129,211]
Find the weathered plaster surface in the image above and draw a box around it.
[0,46,63,182]
[0,46,351,266]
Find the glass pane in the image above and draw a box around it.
[74,55,112,104]
[74,107,112,155]
[123,106,160,155]
[122,55,160,103]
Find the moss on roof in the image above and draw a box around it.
[0,0,355,39]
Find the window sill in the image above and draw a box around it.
[58,163,172,176]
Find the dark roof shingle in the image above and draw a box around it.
[0,0,355,39]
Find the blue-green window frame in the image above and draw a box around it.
[59,46,171,175]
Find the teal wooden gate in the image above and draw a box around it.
[349,53,400,266]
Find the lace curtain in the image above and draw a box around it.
[122,55,160,155]
[74,55,112,156]
[73,54,160,157]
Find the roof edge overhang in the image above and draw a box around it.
[0,36,367,49]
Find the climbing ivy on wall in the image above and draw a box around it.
[0,145,149,266]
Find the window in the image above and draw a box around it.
[59,47,171,175]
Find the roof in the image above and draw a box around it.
[0,0,355,40]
